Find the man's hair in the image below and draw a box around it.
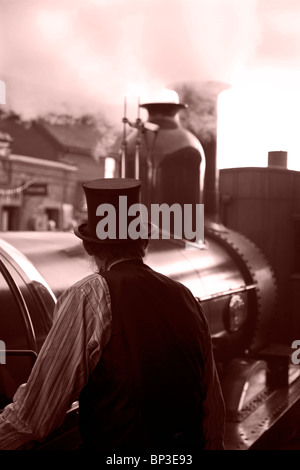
[83,239,149,264]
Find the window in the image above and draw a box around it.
[1,206,20,231]
[0,265,31,350]
[0,262,37,408]
[0,351,36,409]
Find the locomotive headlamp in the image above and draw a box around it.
[227,293,247,333]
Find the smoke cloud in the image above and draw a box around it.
[0,0,261,121]
[1,0,299,123]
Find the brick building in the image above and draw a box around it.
[0,117,116,231]
[0,134,77,231]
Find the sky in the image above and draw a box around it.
[1,0,300,169]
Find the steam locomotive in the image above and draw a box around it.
[2,90,300,450]
[118,92,300,449]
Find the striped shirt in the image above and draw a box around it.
[0,266,225,450]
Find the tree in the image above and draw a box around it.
[172,80,229,143]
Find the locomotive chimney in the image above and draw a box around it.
[268,150,288,169]
[202,137,220,225]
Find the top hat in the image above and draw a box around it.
[74,178,154,244]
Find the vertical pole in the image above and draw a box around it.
[135,96,141,179]
[121,96,127,178]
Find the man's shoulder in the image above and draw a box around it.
[71,272,102,290]
[146,264,197,298]
[59,273,107,300]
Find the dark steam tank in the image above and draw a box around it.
[123,99,205,212]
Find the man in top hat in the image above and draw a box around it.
[0,178,225,452]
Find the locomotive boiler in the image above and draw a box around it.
[120,91,280,427]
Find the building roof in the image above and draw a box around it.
[38,120,103,157]
[0,116,105,160]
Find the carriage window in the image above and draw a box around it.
[0,268,31,350]
[0,351,36,409]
